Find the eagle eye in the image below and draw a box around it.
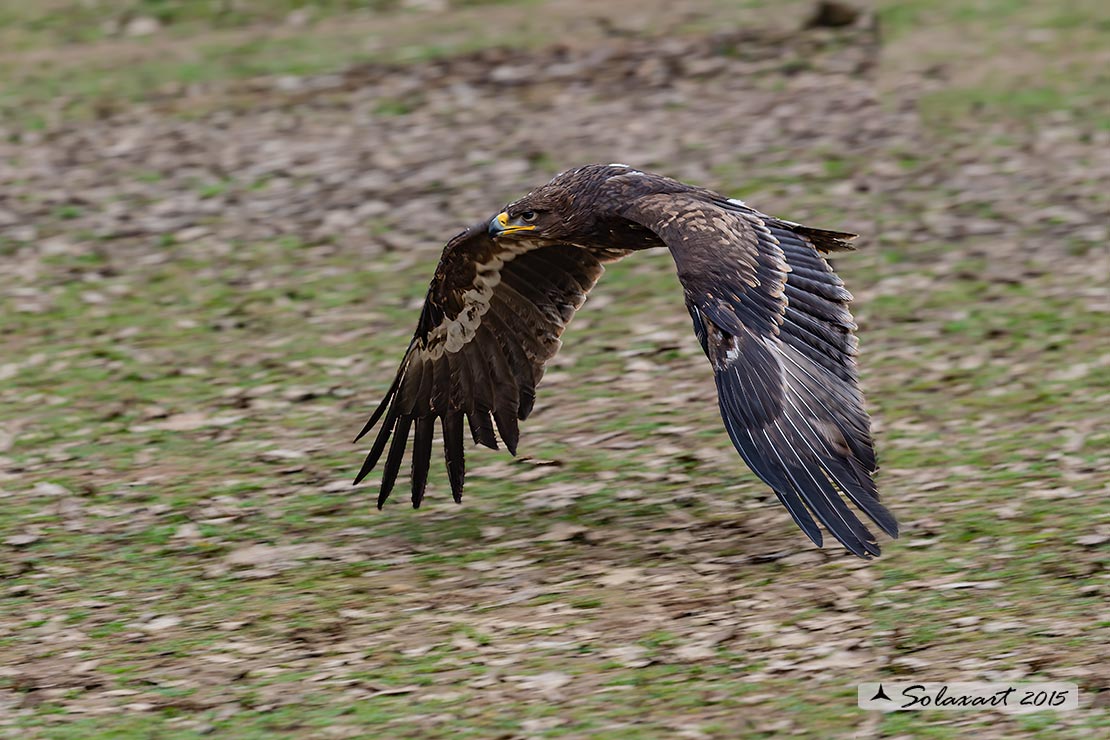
[519,210,537,223]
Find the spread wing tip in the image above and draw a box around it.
[352,411,400,485]
[354,352,410,444]
[712,340,894,560]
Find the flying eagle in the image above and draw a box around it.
[355,164,898,558]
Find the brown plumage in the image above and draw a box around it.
[355,164,898,558]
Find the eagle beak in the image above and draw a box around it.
[488,211,535,238]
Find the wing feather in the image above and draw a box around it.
[620,191,896,557]
[355,222,608,506]
[354,361,404,444]
[410,416,434,507]
[467,409,498,450]
[398,357,425,416]
[441,412,465,502]
[378,414,412,508]
[480,304,538,422]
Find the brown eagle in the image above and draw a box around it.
[355,164,898,558]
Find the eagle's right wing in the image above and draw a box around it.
[354,222,610,508]
[619,193,898,557]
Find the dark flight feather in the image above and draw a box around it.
[377,414,412,508]
[441,412,465,502]
[410,416,434,507]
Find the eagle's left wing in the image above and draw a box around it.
[619,193,898,557]
[354,221,612,508]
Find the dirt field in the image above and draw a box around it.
[1,1,1107,737]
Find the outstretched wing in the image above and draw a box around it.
[354,221,611,508]
[620,193,898,557]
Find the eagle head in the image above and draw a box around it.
[487,164,626,242]
[487,191,581,242]
[487,207,542,238]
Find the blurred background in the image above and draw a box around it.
[0,1,1107,737]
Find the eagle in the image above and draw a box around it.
[354,164,898,558]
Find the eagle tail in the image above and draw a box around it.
[777,221,858,253]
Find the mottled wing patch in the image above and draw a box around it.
[355,226,608,509]
[425,240,536,357]
[624,192,788,338]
